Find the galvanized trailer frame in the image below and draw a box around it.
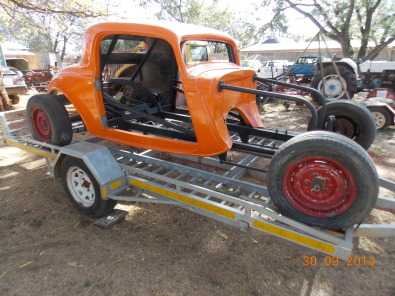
[1,109,395,260]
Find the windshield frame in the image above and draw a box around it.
[181,39,236,67]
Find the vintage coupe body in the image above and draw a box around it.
[47,22,261,156]
[25,22,379,230]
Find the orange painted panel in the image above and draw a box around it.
[49,22,262,156]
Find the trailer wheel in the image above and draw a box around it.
[309,100,376,150]
[367,106,392,130]
[60,157,117,217]
[267,131,378,229]
[26,94,72,145]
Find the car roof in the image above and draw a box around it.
[87,21,234,42]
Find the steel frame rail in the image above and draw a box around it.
[1,109,395,260]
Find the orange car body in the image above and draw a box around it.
[49,22,262,156]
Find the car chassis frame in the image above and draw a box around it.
[1,108,395,260]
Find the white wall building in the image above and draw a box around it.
[241,39,395,62]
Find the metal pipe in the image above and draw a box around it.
[232,142,276,157]
[218,81,319,129]
[254,76,327,106]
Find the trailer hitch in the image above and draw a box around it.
[218,81,319,129]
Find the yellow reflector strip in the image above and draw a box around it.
[110,179,123,190]
[100,186,108,200]
[5,139,56,160]
[130,178,236,220]
[252,219,336,254]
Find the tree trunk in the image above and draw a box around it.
[365,37,395,60]
[60,35,69,62]
[52,32,61,53]
[357,36,369,61]
[338,37,354,58]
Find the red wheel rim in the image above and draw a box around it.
[283,156,357,218]
[32,107,51,141]
[327,117,357,139]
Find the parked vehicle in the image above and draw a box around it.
[1,66,27,104]
[0,44,6,69]
[289,55,359,100]
[0,44,27,104]
[288,56,317,77]
[359,60,395,89]
[259,60,290,78]
[362,88,395,130]
[241,59,262,73]
[24,69,53,92]
[364,98,395,130]
[26,22,379,229]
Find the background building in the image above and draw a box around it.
[241,38,395,62]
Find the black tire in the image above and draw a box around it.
[267,131,378,229]
[26,94,72,145]
[312,64,357,100]
[308,100,376,150]
[60,157,117,217]
[366,106,393,130]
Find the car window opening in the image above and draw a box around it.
[100,35,196,142]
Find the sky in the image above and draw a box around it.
[97,0,319,41]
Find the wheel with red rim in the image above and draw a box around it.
[26,94,72,145]
[283,156,357,218]
[268,131,378,229]
[31,107,52,141]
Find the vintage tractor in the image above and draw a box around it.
[25,22,379,229]
[289,55,359,100]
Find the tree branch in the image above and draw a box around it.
[2,0,103,17]
[342,0,355,34]
[311,0,340,35]
[365,36,395,60]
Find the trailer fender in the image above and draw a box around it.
[53,142,128,199]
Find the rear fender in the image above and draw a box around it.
[48,86,94,131]
[48,73,105,133]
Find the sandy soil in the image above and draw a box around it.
[0,96,394,296]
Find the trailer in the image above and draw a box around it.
[1,108,395,261]
[363,98,395,130]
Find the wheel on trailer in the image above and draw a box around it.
[26,94,73,145]
[311,64,357,100]
[267,131,378,230]
[367,106,393,130]
[60,157,117,217]
[308,100,376,150]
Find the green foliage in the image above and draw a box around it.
[141,0,287,46]
[230,0,288,46]
[0,0,103,61]
[284,0,395,60]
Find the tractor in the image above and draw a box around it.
[289,55,359,100]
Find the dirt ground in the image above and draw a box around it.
[0,94,394,296]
